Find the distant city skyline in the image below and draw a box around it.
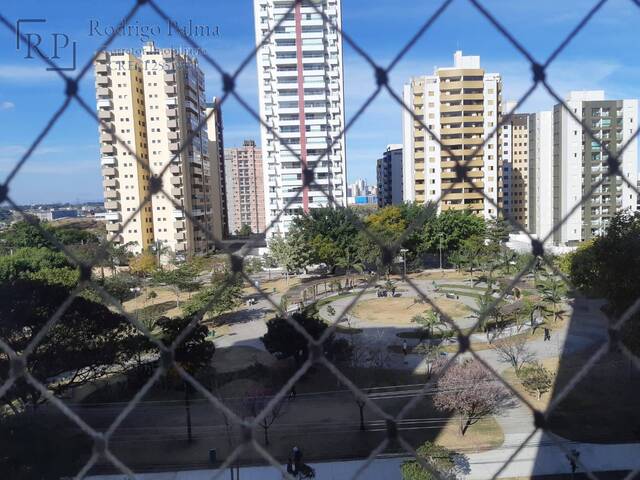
[1,0,640,203]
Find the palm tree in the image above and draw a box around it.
[537,274,565,322]
[336,249,363,289]
[473,289,502,335]
[411,310,441,342]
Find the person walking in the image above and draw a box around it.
[289,384,297,401]
[293,446,303,468]
[402,340,408,364]
[567,449,580,476]
[544,327,551,341]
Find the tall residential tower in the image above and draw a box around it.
[402,51,503,218]
[254,0,346,237]
[95,42,226,257]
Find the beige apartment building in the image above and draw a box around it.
[502,111,531,228]
[95,42,226,258]
[402,51,503,218]
[224,140,265,235]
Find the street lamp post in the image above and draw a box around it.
[438,234,444,271]
[400,248,408,276]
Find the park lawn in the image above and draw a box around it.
[244,276,301,295]
[436,416,504,453]
[350,297,471,326]
[123,286,191,317]
[408,270,468,281]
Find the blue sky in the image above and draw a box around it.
[1,0,639,204]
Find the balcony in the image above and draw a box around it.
[97,99,111,109]
[173,210,185,218]
[102,167,117,177]
[103,178,118,188]
[170,164,182,175]
[171,187,183,197]
[166,107,177,118]
[171,176,182,186]
[174,220,185,230]
[100,156,116,166]
[95,63,109,74]
[104,200,120,210]
[101,144,115,155]
[98,110,113,121]
[96,87,111,97]
[105,212,121,221]
[100,132,115,143]
[96,76,110,86]
[106,223,120,232]
[104,190,119,199]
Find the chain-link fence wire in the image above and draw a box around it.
[1,0,640,478]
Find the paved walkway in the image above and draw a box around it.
[87,439,640,479]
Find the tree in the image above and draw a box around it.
[473,289,502,335]
[536,273,565,323]
[268,233,311,282]
[261,306,348,366]
[518,362,554,400]
[567,211,640,354]
[486,218,511,246]
[289,207,360,272]
[433,359,511,435]
[412,309,441,342]
[491,337,535,373]
[152,262,200,308]
[401,441,467,480]
[157,314,215,443]
[129,251,157,277]
[0,247,80,289]
[157,315,215,375]
[242,388,286,445]
[455,235,489,278]
[421,210,486,254]
[0,280,153,411]
[236,224,253,237]
[182,273,242,321]
[101,272,141,303]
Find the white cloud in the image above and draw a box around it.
[0,101,15,110]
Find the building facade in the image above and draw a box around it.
[205,97,229,241]
[376,144,403,207]
[224,140,266,235]
[94,42,226,257]
[402,51,503,218]
[527,111,554,243]
[254,0,347,237]
[502,112,530,228]
[552,91,638,245]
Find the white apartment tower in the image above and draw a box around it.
[553,91,638,245]
[254,0,347,237]
[402,51,503,218]
[95,42,225,257]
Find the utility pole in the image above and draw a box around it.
[439,234,443,271]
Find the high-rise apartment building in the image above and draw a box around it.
[95,42,226,257]
[553,91,637,245]
[527,111,554,243]
[254,0,346,237]
[224,140,266,235]
[402,51,503,218]
[205,97,228,241]
[502,111,530,228]
[377,144,403,207]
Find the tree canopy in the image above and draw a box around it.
[0,279,153,411]
[567,210,640,354]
